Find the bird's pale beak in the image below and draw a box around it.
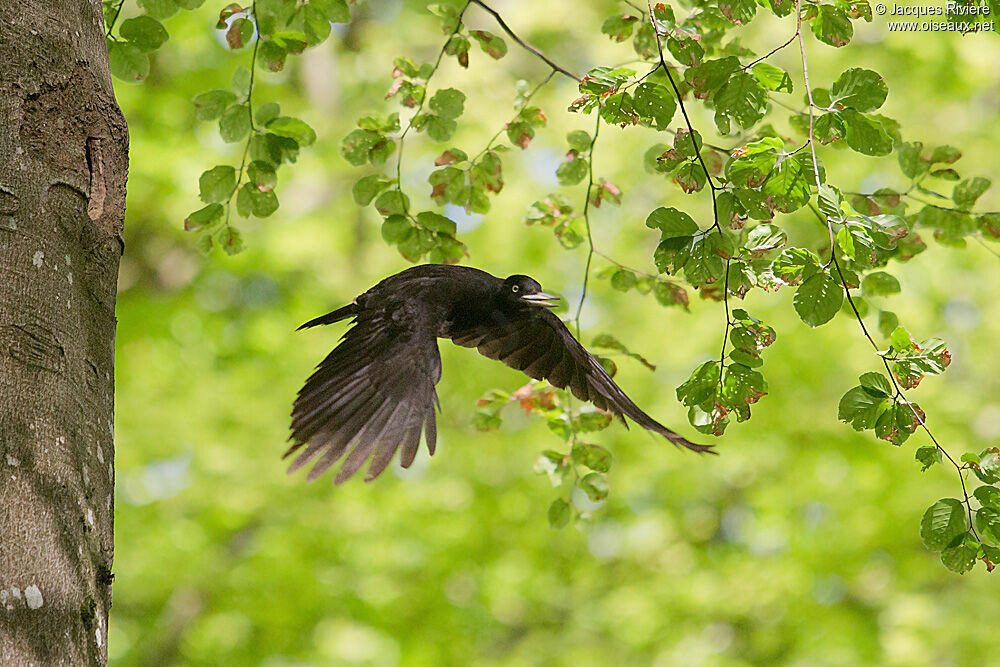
[521,291,561,308]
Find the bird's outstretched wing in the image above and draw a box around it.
[451,309,713,453]
[287,305,442,483]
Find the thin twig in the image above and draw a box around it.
[468,70,556,165]
[794,0,835,266]
[224,2,261,229]
[105,0,126,37]
[718,260,731,392]
[645,0,729,380]
[743,29,798,70]
[470,0,582,82]
[792,0,976,536]
[593,250,692,287]
[645,0,720,231]
[573,111,602,338]
[394,1,472,221]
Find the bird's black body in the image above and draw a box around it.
[288,264,712,483]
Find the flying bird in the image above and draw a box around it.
[287,264,712,484]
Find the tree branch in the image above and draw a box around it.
[470,0,582,82]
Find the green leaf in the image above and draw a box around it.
[258,40,287,71]
[254,102,281,126]
[830,68,887,112]
[267,117,316,146]
[579,473,609,502]
[381,215,411,243]
[340,129,379,165]
[567,130,592,153]
[601,13,639,41]
[722,363,768,421]
[685,57,740,97]
[751,63,793,93]
[839,110,892,156]
[653,280,689,309]
[424,116,457,142]
[470,30,507,58]
[940,540,977,573]
[107,40,150,82]
[859,372,893,398]
[198,165,237,203]
[953,176,991,210]
[302,0,339,44]
[192,90,237,121]
[920,498,968,551]
[666,34,703,66]
[861,271,900,297]
[718,0,757,24]
[632,82,676,130]
[725,137,782,187]
[794,272,843,327]
[219,104,251,143]
[673,163,706,194]
[250,132,299,166]
[975,448,1000,485]
[609,269,637,292]
[225,17,254,49]
[897,141,928,179]
[771,247,820,285]
[646,207,698,239]
[548,498,572,528]
[713,72,768,134]
[231,66,251,97]
[877,311,899,338]
[578,66,635,95]
[811,4,853,47]
[236,182,279,217]
[838,386,884,430]
[571,443,613,473]
[915,445,941,471]
[742,225,785,258]
[369,138,396,166]
[247,161,277,192]
[353,174,392,206]
[677,361,721,407]
[216,225,243,255]
[976,507,1000,545]
[374,190,409,217]
[682,234,728,287]
[416,211,457,235]
[138,0,179,20]
[599,92,637,126]
[556,157,588,186]
[184,203,224,232]
[975,485,1000,511]
[120,16,169,52]
[429,88,466,120]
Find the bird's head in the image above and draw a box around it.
[502,275,561,309]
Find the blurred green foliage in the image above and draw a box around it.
[111,0,1000,664]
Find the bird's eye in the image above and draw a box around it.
[511,285,520,293]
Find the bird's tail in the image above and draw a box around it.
[297,303,358,330]
[662,427,716,454]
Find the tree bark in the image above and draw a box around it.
[0,1,127,664]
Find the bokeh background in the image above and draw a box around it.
[109,1,1000,664]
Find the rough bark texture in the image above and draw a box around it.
[0,1,127,664]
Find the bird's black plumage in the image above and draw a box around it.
[287,264,712,483]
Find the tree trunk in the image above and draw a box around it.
[0,1,127,664]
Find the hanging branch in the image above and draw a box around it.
[793,0,978,539]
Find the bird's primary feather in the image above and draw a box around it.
[288,264,711,484]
